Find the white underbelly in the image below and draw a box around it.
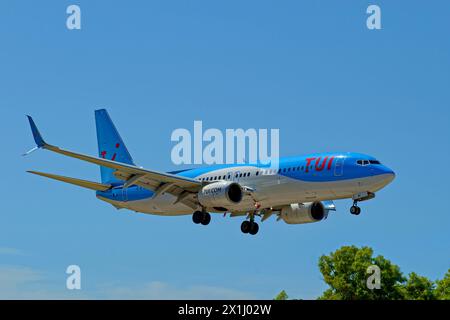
[106,175,382,216]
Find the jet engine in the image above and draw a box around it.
[279,202,329,224]
[197,181,243,208]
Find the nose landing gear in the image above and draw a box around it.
[349,192,375,215]
[350,201,361,215]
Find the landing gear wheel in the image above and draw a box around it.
[241,221,251,234]
[249,222,259,235]
[350,205,361,215]
[192,211,203,224]
[200,212,211,225]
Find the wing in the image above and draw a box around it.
[24,116,202,205]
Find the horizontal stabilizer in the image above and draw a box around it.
[27,171,112,191]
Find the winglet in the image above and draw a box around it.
[23,116,48,156]
[26,115,47,148]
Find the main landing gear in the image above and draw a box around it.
[241,213,259,235]
[241,220,259,235]
[192,211,211,225]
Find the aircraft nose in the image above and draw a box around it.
[381,166,396,184]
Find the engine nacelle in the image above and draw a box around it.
[197,181,243,208]
[279,202,328,224]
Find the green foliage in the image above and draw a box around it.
[435,269,450,300]
[402,272,436,300]
[318,245,405,300]
[274,290,289,300]
[276,246,449,300]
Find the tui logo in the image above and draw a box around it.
[100,143,120,161]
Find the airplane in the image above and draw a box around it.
[24,109,395,235]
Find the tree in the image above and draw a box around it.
[402,272,436,300]
[318,245,405,300]
[435,269,450,300]
[274,245,448,300]
[274,290,289,300]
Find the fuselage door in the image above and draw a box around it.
[122,187,128,202]
[334,156,345,176]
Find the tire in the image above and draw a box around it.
[249,222,259,235]
[192,211,202,224]
[350,206,361,215]
[201,212,211,225]
[241,221,251,233]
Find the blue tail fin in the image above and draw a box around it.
[95,109,135,184]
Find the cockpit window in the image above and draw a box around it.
[356,160,370,166]
[357,159,381,166]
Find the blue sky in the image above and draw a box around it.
[1,1,449,299]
